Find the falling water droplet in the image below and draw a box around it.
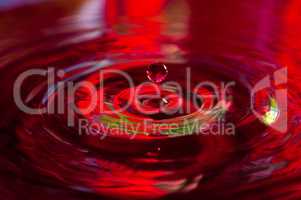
[146,63,168,83]
[135,63,170,115]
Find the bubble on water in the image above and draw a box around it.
[146,63,168,83]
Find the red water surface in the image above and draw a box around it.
[0,0,300,200]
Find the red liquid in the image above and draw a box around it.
[146,63,168,83]
[0,0,300,200]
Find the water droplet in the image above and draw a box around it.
[146,63,168,83]
[57,69,65,78]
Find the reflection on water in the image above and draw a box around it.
[0,0,300,199]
